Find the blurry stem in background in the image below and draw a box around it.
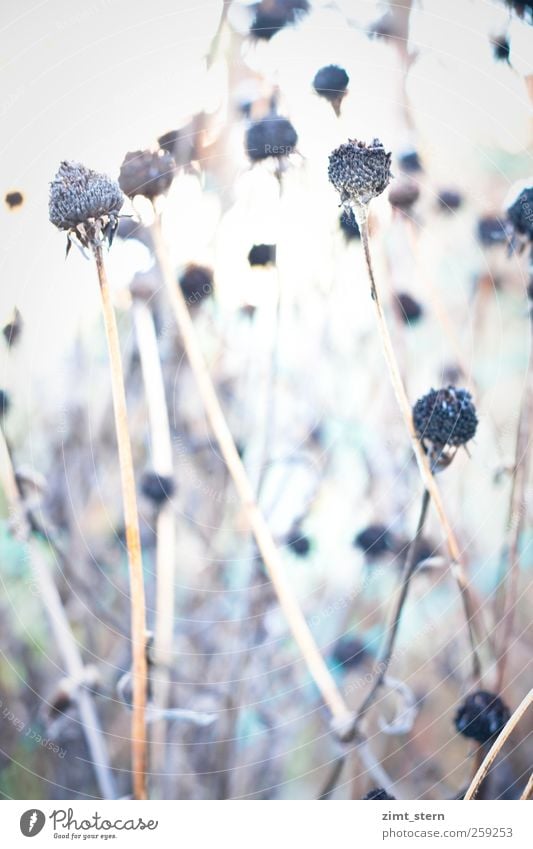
[132,297,176,797]
[495,319,533,694]
[93,246,148,801]
[355,489,430,727]
[354,204,483,682]
[464,687,533,800]
[0,428,116,800]
[150,214,354,735]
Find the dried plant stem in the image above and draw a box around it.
[132,299,176,795]
[464,687,533,800]
[520,770,533,800]
[150,215,353,730]
[355,205,482,681]
[356,489,430,726]
[495,336,533,694]
[0,429,116,799]
[93,246,147,800]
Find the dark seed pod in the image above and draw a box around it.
[286,527,311,557]
[0,389,10,420]
[49,161,124,244]
[395,292,423,325]
[501,1,533,22]
[398,148,423,174]
[413,386,478,449]
[328,138,392,207]
[507,186,533,240]
[454,690,511,743]
[477,215,508,247]
[5,191,24,209]
[140,471,175,506]
[312,65,349,103]
[491,34,510,62]
[250,0,309,41]
[354,523,396,558]
[437,188,463,212]
[3,308,23,347]
[332,637,367,670]
[388,177,420,210]
[363,787,396,800]
[339,208,361,240]
[179,264,214,305]
[245,116,298,163]
[119,149,176,200]
[248,243,277,266]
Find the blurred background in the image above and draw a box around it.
[0,0,532,800]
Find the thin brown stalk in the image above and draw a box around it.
[495,335,533,694]
[520,770,533,800]
[355,489,430,726]
[93,246,147,800]
[355,205,483,681]
[132,298,176,797]
[464,687,533,799]
[150,215,353,732]
[0,428,116,799]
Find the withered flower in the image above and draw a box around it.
[328,138,392,208]
[119,149,176,201]
[49,161,124,250]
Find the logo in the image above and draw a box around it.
[20,810,46,837]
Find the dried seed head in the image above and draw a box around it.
[388,177,420,210]
[395,292,423,325]
[312,65,349,103]
[5,191,24,209]
[491,33,510,62]
[286,526,311,557]
[0,388,10,419]
[328,138,392,207]
[119,149,176,200]
[332,637,367,670]
[248,243,277,266]
[437,188,463,212]
[363,788,396,800]
[140,471,175,506]
[454,690,510,743]
[339,209,361,241]
[179,264,214,305]
[507,185,533,240]
[3,308,23,347]
[354,523,396,558]
[245,116,298,163]
[398,148,423,174]
[477,215,508,247]
[250,0,309,40]
[413,386,478,449]
[49,161,124,248]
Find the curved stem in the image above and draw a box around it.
[355,205,483,681]
[520,770,533,800]
[356,489,430,726]
[464,687,533,800]
[150,215,353,731]
[94,246,147,800]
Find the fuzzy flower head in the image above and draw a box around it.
[363,788,396,800]
[454,691,510,744]
[328,138,392,208]
[506,184,533,242]
[313,65,349,113]
[119,149,175,201]
[250,0,309,40]
[49,161,124,249]
[413,386,478,460]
